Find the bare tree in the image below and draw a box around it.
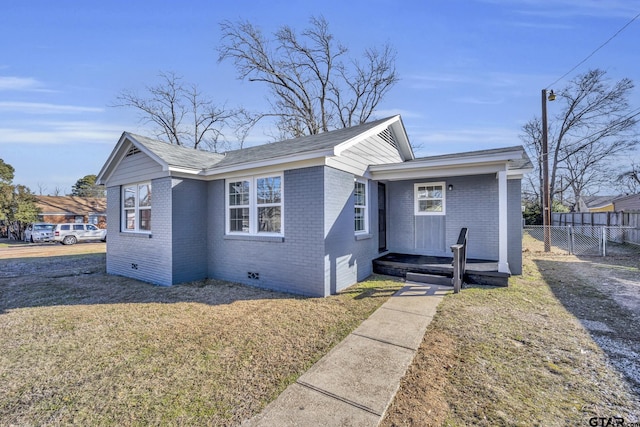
[617,162,640,193]
[114,72,238,151]
[36,182,47,196]
[521,69,639,208]
[218,16,398,139]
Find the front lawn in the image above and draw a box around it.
[382,235,640,426]
[0,251,402,426]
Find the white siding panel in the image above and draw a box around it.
[331,135,402,176]
[107,152,166,186]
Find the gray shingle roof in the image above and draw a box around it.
[581,195,618,208]
[409,145,532,170]
[127,133,225,170]
[128,116,395,170]
[214,117,394,168]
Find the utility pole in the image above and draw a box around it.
[541,89,555,252]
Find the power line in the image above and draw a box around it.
[546,10,640,89]
[557,106,640,150]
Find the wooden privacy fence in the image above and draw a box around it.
[552,211,640,246]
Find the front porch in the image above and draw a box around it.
[373,253,510,287]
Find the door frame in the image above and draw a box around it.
[378,182,387,252]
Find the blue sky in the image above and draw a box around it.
[1,0,639,194]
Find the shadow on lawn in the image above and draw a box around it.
[534,254,640,397]
[0,254,401,314]
[342,274,403,300]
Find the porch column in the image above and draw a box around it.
[497,169,509,273]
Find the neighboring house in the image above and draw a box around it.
[613,193,640,212]
[35,196,107,228]
[576,195,617,213]
[97,115,531,297]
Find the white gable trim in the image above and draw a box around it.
[333,115,414,161]
[97,133,169,185]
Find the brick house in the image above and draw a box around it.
[96,115,531,296]
[35,196,107,228]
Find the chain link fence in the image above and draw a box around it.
[523,225,638,256]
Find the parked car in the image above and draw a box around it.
[53,223,107,245]
[24,223,55,243]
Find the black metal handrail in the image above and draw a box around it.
[451,228,468,293]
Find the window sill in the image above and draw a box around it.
[224,234,284,243]
[120,231,153,238]
[355,233,373,241]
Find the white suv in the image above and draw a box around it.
[53,223,107,245]
[24,223,55,243]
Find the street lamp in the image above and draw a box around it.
[541,89,555,252]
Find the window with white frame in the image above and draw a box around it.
[354,179,368,233]
[414,182,446,215]
[122,182,152,232]
[228,180,250,232]
[226,175,282,235]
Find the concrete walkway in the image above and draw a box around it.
[244,282,451,426]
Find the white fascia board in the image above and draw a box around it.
[370,163,508,181]
[325,157,370,178]
[333,116,400,156]
[370,150,523,173]
[167,166,209,176]
[389,119,415,160]
[97,132,130,185]
[173,157,327,181]
[220,158,325,180]
[200,148,334,178]
[508,166,533,177]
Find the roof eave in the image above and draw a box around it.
[201,148,336,178]
[369,147,531,181]
[371,148,525,172]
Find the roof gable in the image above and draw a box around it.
[97,132,226,184]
